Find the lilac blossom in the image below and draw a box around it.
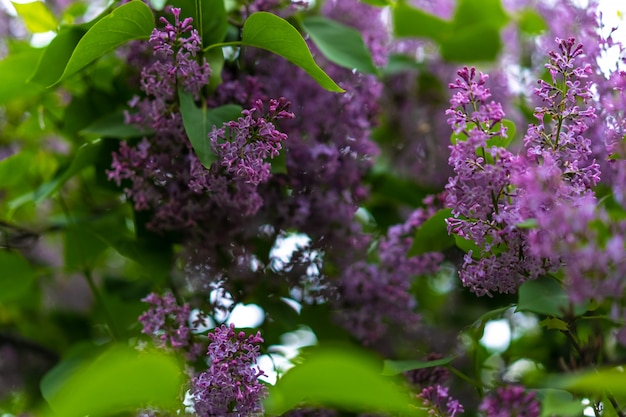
[478,386,540,417]
[445,67,547,296]
[209,97,294,187]
[138,292,204,360]
[418,384,464,417]
[334,201,443,345]
[191,324,266,417]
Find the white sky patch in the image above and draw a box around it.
[258,327,318,385]
[227,303,265,328]
[481,319,511,352]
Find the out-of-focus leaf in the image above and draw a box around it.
[265,346,424,416]
[382,357,455,376]
[0,48,45,104]
[80,110,153,139]
[358,0,390,6]
[539,317,569,331]
[241,12,344,92]
[408,208,455,256]
[0,250,37,302]
[42,345,183,417]
[517,8,548,35]
[0,151,34,188]
[536,389,584,417]
[63,227,108,270]
[517,276,587,318]
[301,16,379,75]
[34,140,102,203]
[392,3,450,42]
[452,0,508,31]
[440,25,502,62]
[12,1,57,33]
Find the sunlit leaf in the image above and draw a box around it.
[12,1,57,33]
[241,12,344,92]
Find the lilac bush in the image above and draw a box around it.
[4,0,626,416]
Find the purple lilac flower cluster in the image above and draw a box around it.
[110,9,293,232]
[418,384,464,417]
[138,292,204,360]
[445,67,547,296]
[446,38,626,303]
[191,324,266,417]
[334,199,443,345]
[478,385,540,417]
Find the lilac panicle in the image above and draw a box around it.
[334,200,443,345]
[138,292,204,360]
[418,384,464,417]
[479,386,540,417]
[209,97,295,186]
[445,67,547,297]
[191,324,266,417]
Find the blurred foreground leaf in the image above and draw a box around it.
[42,345,183,417]
[265,346,424,416]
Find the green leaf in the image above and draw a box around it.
[547,368,626,397]
[12,1,57,33]
[440,25,502,62]
[57,1,154,83]
[42,345,183,417]
[0,250,36,302]
[0,48,45,104]
[438,0,508,63]
[271,147,287,174]
[34,140,103,203]
[30,27,85,87]
[516,218,538,229]
[485,119,516,148]
[0,151,34,189]
[265,346,424,416]
[241,12,344,92]
[452,0,508,31]
[517,276,587,318]
[454,233,481,256]
[517,8,547,35]
[382,357,454,376]
[392,3,450,42]
[358,0,390,6]
[105,237,173,281]
[63,227,108,270]
[539,317,569,331]
[536,389,584,417]
[301,16,379,75]
[178,89,242,168]
[408,208,455,256]
[170,0,228,46]
[80,110,154,139]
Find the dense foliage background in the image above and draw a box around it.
[1,0,626,416]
